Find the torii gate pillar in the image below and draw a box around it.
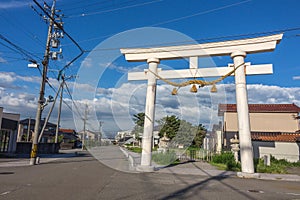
[137,58,159,172]
[231,51,254,174]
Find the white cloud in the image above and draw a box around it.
[81,58,93,68]
[17,75,41,83]
[0,72,42,84]
[293,76,300,80]
[0,72,16,83]
[0,57,7,63]
[0,1,29,9]
[107,63,130,73]
[1,77,299,134]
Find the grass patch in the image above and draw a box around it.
[210,162,227,170]
[211,153,300,174]
[126,147,142,153]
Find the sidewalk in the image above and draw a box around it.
[0,149,80,167]
[118,146,300,182]
[89,145,135,172]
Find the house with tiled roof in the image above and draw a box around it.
[58,129,80,149]
[218,103,300,162]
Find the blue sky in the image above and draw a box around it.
[0,0,299,135]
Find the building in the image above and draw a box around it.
[218,103,300,162]
[115,130,133,143]
[17,118,57,143]
[78,130,97,141]
[58,128,80,149]
[0,107,20,153]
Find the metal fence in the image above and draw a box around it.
[177,149,214,162]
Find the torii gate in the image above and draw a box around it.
[121,34,283,174]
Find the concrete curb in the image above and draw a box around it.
[119,147,136,170]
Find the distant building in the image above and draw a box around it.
[115,130,133,143]
[0,107,20,153]
[58,129,80,149]
[218,103,300,162]
[78,130,97,141]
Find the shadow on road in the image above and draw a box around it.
[158,163,256,200]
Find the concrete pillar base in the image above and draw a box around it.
[237,172,260,179]
[135,165,155,172]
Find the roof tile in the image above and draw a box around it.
[219,103,300,115]
[251,132,300,142]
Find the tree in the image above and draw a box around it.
[133,113,145,127]
[172,119,195,147]
[158,115,207,148]
[131,113,145,140]
[192,124,207,147]
[157,115,180,139]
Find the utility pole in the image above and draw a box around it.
[82,104,88,150]
[55,75,64,143]
[98,121,103,145]
[54,74,75,143]
[30,0,56,165]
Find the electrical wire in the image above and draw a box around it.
[150,0,251,27]
[33,0,85,78]
[1,8,45,48]
[61,0,115,12]
[65,0,163,18]
[58,0,111,9]
[46,78,83,120]
[80,26,300,53]
[0,34,42,62]
[64,81,84,118]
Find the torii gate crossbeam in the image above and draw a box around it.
[121,34,283,175]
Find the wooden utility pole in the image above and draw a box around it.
[55,76,64,143]
[82,104,88,150]
[30,0,56,165]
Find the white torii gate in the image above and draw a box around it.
[121,34,283,174]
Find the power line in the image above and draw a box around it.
[46,77,83,123]
[0,34,41,62]
[150,0,251,26]
[33,0,85,78]
[64,81,84,118]
[60,0,114,12]
[0,8,45,48]
[64,0,164,18]
[81,26,300,53]
[58,0,111,9]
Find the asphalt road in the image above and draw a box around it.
[0,152,299,200]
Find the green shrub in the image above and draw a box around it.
[211,152,240,171]
[152,151,177,165]
[211,152,234,164]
